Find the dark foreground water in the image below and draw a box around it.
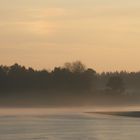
[0,110,140,140]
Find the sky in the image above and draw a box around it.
[0,0,140,72]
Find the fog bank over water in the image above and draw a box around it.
[0,62,140,108]
[0,106,140,116]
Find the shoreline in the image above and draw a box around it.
[87,111,140,118]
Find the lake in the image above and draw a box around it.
[0,108,140,140]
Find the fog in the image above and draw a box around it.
[0,105,140,117]
[0,62,140,109]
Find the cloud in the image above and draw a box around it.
[0,7,66,45]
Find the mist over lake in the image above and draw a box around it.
[0,62,140,107]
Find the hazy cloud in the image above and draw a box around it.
[0,0,140,71]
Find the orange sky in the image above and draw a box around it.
[0,0,140,72]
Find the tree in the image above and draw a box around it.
[64,61,86,73]
[106,76,125,93]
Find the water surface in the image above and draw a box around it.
[0,109,140,140]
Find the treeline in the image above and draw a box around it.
[0,61,140,95]
[0,61,96,92]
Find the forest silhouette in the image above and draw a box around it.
[0,61,140,107]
